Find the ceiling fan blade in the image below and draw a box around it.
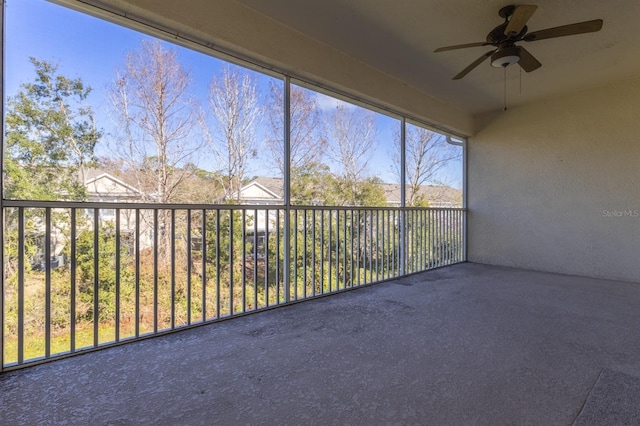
[453,51,493,80]
[435,42,490,52]
[524,19,603,42]
[505,5,537,36]
[517,46,541,72]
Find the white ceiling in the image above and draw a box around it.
[235,0,640,114]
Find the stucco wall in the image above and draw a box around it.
[468,77,640,283]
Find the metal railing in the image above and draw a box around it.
[1,200,465,371]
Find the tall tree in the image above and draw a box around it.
[5,58,100,200]
[393,125,460,206]
[265,83,326,173]
[326,104,379,206]
[110,40,202,204]
[265,82,327,204]
[110,40,202,261]
[207,65,262,202]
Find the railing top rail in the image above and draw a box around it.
[3,199,466,212]
[2,200,286,210]
[402,206,466,211]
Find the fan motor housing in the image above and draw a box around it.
[491,46,520,67]
[487,23,528,44]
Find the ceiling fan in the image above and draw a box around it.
[435,5,603,80]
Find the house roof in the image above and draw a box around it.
[84,172,144,196]
[239,177,461,207]
[252,177,284,198]
[381,184,461,207]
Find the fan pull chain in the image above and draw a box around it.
[520,65,522,94]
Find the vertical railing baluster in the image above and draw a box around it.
[254,208,258,309]
[45,208,51,357]
[335,208,339,290]
[293,208,298,300]
[375,209,380,281]
[460,210,464,262]
[442,209,446,265]
[422,209,426,270]
[430,209,434,269]
[416,210,419,271]
[417,209,421,270]
[442,210,445,266]
[446,209,450,265]
[328,209,332,292]
[115,208,121,341]
[265,209,269,307]
[439,210,443,267]
[135,209,140,338]
[369,210,373,283]
[187,210,192,325]
[93,208,99,347]
[303,209,307,299]
[424,209,428,269]
[320,211,324,294]
[70,208,76,352]
[17,207,24,364]
[202,209,207,320]
[229,210,234,315]
[357,209,361,286]
[242,210,247,312]
[407,210,411,273]
[312,210,316,296]
[350,210,354,287]
[434,210,438,268]
[432,209,436,268]
[153,209,158,333]
[387,209,391,277]
[216,209,221,318]
[275,210,280,303]
[448,209,452,264]
[456,210,459,263]
[455,210,460,263]
[362,210,366,284]
[388,210,393,278]
[343,210,347,288]
[170,209,175,329]
[380,210,384,279]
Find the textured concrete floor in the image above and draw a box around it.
[2,262,640,425]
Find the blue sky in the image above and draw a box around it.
[5,0,461,188]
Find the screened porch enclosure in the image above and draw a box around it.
[1,0,466,371]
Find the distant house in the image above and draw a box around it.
[32,169,148,269]
[232,177,283,205]
[380,183,462,208]
[83,169,145,203]
[229,178,284,238]
[74,169,154,256]
[234,177,461,208]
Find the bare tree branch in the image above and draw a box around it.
[207,65,262,202]
[392,125,461,206]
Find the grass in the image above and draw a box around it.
[2,322,140,365]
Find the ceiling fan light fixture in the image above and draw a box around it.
[434,5,603,80]
[490,46,520,67]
